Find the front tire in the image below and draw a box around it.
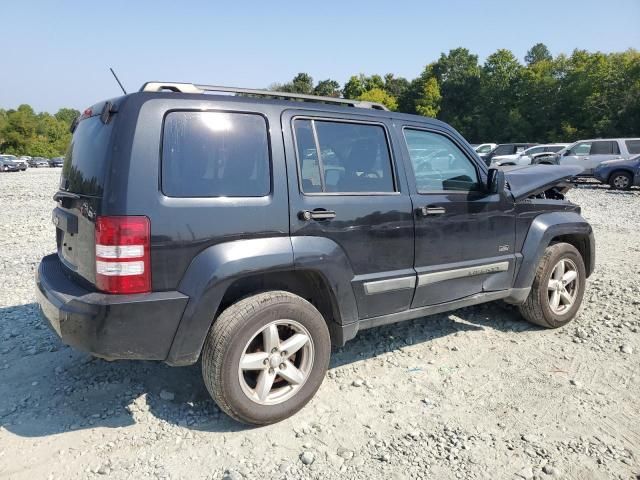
[609,171,632,190]
[201,291,331,425]
[519,243,586,328]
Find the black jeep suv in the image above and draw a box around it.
[37,82,595,425]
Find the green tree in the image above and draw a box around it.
[431,48,482,139]
[55,108,80,126]
[313,79,341,97]
[525,43,553,65]
[415,77,441,117]
[357,88,398,111]
[343,74,385,99]
[278,73,314,94]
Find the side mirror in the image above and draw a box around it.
[487,168,505,195]
[563,150,570,156]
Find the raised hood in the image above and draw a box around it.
[502,164,583,201]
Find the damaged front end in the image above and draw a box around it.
[501,164,583,202]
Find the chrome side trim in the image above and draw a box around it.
[417,261,509,287]
[363,276,416,295]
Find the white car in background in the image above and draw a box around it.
[492,144,569,166]
[474,143,497,155]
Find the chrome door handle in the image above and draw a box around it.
[298,209,337,221]
[418,206,446,216]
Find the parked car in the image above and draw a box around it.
[491,144,570,166]
[593,155,640,190]
[12,156,29,171]
[28,157,50,168]
[49,156,64,167]
[36,81,595,425]
[534,138,640,175]
[474,143,497,155]
[481,143,538,166]
[0,156,21,172]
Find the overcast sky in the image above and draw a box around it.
[2,0,639,112]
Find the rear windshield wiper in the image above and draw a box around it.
[53,190,81,201]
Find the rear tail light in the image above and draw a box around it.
[95,216,151,294]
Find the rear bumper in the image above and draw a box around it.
[36,254,189,361]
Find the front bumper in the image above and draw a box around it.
[36,254,189,361]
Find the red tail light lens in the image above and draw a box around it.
[95,216,151,294]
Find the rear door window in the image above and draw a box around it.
[591,141,619,155]
[162,111,270,197]
[293,119,395,193]
[625,140,640,154]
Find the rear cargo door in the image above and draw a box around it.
[54,113,114,284]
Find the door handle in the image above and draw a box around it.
[298,209,337,221]
[418,206,446,217]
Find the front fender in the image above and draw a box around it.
[166,237,294,366]
[512,211,595,291]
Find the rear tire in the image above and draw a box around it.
[519,243,586,328]
[201,291,331,425]
[608,171,632,190]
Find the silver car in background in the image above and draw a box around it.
[535,138,640,175]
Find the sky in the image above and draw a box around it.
[2,0,639,113]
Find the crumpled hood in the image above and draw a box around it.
[501,164,583,200]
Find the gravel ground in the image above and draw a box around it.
[0,168,638,480]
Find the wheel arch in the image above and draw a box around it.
[513,212,595,292]
[165,236,358,366]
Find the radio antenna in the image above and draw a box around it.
[109,67,127,95]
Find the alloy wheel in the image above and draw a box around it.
[547,258,579,315]
[238,319,314,405]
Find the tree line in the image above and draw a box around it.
[271,43,639,143]
[0,105,79,157]
[1,43,638,156]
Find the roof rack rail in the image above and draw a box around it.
[139,82,389,111]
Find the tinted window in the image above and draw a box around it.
[591,141,618,155]
[61,116,113,196]
[547,146,564,153]
[626,140,640,154]
[294,119,395,193]
[493,145,514,155]
[162,111,270,197]
[404,129,481,192]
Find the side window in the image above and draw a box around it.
[625,140,640,154]
[293,119,395,193]
[162,111,270,197]
[591,141,618,155]
[404,129,481,192]
[526,146,544,155]
[493,145,512,155]
[569,142,591,156]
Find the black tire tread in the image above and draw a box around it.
[518,243,584,328]
[201,290,322,425]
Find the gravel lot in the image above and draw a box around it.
[0,168,638,480]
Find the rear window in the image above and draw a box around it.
[162,111,270,197]
[625,140,640,154]
[61,116,113,196]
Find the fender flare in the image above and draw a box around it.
[165,236,359,365]
[512,211,595,291]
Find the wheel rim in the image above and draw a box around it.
[613,175,630,189]
[547,258,579,315]
[238,319,314,405]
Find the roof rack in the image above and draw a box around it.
[139,82,389,111]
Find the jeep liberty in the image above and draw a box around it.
[36,82,595,425]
